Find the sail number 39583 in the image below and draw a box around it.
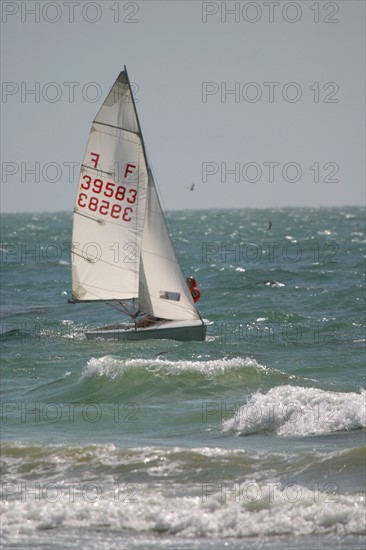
[77,175,137,222]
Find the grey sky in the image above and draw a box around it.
[1,0,365,212]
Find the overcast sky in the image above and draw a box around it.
[1,0,365,212]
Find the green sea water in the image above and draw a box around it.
[0,207,365,549]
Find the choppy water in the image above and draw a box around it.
[1,207,365,549]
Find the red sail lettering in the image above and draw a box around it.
[124,163,136,178]
[90,152,100,169]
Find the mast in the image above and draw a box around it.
[124,66,151,180]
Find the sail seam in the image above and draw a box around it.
[140,250,181,264]
[81,165,113,176]
[74,209,144,231]
[72,279,138,298]
[74,210,106,224]
[72,249,141,272]
[94,120,140,135]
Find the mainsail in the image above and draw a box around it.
[71,68,200,322]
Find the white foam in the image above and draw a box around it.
[1,482,364,542]
[222,386,366,437]
[1,442,365,544]
[80,356,268,381]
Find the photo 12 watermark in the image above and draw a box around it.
[2,80,140,104]
[202,81,340,103]
[2,1,140,24]
[202,240,340,264]
[201,161,340,184]
[209,320,343,344]
[1,401,140,424]
[201,2,340,24]
[1,480,139,503]
[201,399,341,424]
[0,240,140,265]
[201,480,339,504]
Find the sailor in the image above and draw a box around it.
[186,276,201,303]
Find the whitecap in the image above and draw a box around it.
[222,386,366,437]
[79,356,268,381]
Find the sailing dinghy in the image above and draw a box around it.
[69,68,207,341]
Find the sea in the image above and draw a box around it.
[0,207,365,550]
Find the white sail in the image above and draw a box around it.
[71,71,148,301]
[138,171,200,321]
[71,68,202,327]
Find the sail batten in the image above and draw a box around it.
[80,166,114,176]
[94,121,140,135]
[73,211,106,223]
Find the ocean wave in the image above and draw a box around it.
[2,442,364,486]
[80,356,269,380]
[2,441,364,547]
[10,356,287,405]
[75,355,292,402]
[222,386,366,437]
[1,479,364,543]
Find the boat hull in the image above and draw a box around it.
[85,319,207,342]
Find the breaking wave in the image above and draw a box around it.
[222,385,366,437]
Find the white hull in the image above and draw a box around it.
[85,319,207,342]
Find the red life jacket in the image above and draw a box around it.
[191,286,201,303]
[187,277,201,303]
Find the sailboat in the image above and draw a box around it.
[69,67,207,342]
